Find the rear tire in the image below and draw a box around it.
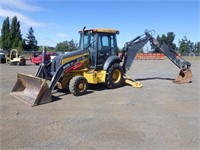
[17,62,20,66]
[105,63,124,89]
[69,76,88,96]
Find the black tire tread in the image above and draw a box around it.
[69,76,88,96]
[105,63,124,89]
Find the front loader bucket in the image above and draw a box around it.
[173,69,192,84]
[10,73,52,106]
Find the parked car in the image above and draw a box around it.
[0,52,6,63]
[30,51,57,65]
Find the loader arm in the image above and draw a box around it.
[49,54,88,91]
[10,54,89,106]
[36,53,89,92]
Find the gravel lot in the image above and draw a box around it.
[0,59,200,150]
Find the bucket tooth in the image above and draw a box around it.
[10,73,52,106]
[173,69,192,84]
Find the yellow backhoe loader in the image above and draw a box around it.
[10,28,192,106]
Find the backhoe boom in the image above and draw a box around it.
[121,30,192,83]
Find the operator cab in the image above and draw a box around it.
[79,29,119,69]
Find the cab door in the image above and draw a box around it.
[96,33,117,68]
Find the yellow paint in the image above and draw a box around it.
[83,70,107,84]
[11,58,21,62]
[61,53,89,65]
[125,79,143,88]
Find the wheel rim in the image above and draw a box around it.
[112,69,121,83]
[77,81,86,92]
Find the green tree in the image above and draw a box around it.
[25,27,38,51]
[194,42,200,53]
[0,36,1,49]
[15,21,24,50]
[68,39,78,51]
[1,17,10,50]
[9,16,23,50]
[54,41,69,52]
[178,39,187,54]
[166,32,176,50]
[54,39,77,52]
[154,32,176,53]
[10,16,18,48]
[18,39,26,51]
[178,36,194,54]
[117,47,123,53]
[38,46,43,52]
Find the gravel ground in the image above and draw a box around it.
[0,59,200,150]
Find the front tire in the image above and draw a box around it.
[69,76,88,96]
[105,63,124,89]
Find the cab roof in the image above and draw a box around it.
[79,28,119,34]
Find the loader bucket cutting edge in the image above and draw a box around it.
[173,69,192,84]
[10,73,52,106]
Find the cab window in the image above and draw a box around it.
[97,33,116,67]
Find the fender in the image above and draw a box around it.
[103,55,122,71]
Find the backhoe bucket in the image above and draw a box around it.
[173,69,192,84]
[10,73,52,106]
